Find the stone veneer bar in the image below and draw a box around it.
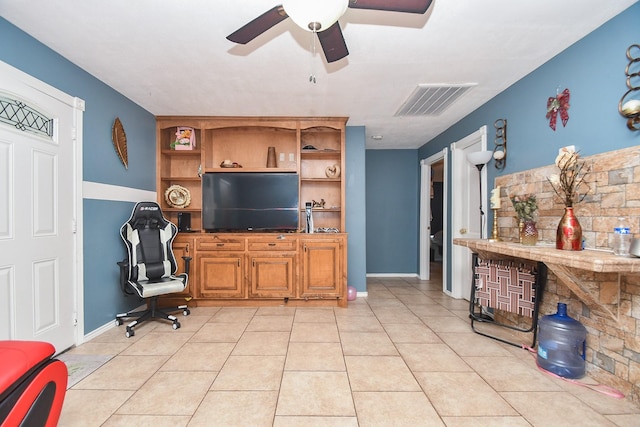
[456,145,640,405]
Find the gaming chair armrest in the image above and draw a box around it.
[182,256,192,276]
[117,259,135,296]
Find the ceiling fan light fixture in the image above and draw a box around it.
[282,0,348,32]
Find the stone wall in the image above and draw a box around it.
[493,145,640,404]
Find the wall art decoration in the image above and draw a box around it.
[111,117,128,169]
[546,88,570,131]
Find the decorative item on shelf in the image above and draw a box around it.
[312,199,326,209]
[618,44,640,131]
[220,159,242,168]
[111,117,128,169]
[305,202,314,233]
[492,119,507,170]
[266,146,277,168]
[466,150,494,239]
[164,184,191,208]
[548,146,591,250]
[521,220,539,246]
[325,164,341,178]
[489,186,501,242]
[546,88,570,131]
[170,127,195,150]
[510,194,538,246]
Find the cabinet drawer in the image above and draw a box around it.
[248,238,297,251]
[197,236,245,251]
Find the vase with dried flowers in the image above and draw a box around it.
[547,146,590,250]
[511,194,538,245]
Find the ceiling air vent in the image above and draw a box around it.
[395,84,476,117]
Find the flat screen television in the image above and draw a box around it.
[202,172,299,232]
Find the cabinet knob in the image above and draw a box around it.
[217,243,224,247]
[459,228,467,235]
[268,243,276,246]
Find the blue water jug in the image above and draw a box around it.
[537,302,587,379]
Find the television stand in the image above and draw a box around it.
[165,232,348,308]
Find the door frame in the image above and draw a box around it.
[449,126,487,299]
[419,148,447,285]
[0,60,84,348]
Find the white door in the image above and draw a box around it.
[450,126,487,300]
[0,61,83,353]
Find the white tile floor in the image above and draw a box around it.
[58,268,640,426]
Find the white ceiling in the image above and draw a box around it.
[1,0,636,148]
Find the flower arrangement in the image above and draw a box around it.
[547,146,590,207]
[511,194,538,221]
[170,127,194,149]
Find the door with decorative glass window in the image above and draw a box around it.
[0,60,83,353]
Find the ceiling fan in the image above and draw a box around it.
[226,0,434,63]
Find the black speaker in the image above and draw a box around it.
[177,212,191,232]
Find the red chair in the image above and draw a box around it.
[0,341,67,427]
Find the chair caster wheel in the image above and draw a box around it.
[183,309,190,316]
[125,327,135,338]
[173,321,180,330]
[115,318,123,326]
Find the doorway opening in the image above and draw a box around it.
[419,149,447,292]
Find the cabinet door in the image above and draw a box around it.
[197,252,245,298]
[300,239,342,298]
[249,253,296,298]
[171,235,194,297]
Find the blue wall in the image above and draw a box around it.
[416,3,640,290]
[345,127,367,291]
[0,17,157,333]
[366,150,419,274]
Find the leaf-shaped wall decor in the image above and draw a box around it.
[112,117,128,169]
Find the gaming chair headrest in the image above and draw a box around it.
[128,202,168,229]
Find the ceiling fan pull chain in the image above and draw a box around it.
[309,31,317,84]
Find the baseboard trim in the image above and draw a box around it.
[366,273,419,278]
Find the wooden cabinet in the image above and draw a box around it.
[249,254,296,298]
[195,235,245,299]
[171,232,346,307]
[247,236,297,298]
[196,252,245,299]
[156,116,348,307]
[300,238,345,300]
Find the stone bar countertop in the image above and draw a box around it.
[453,239,640,273]
[454,238,640,324]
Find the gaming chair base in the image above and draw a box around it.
[115,296,190,338]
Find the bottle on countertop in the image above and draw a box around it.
[612,217,631,256]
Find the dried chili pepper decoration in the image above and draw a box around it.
[546,88,571,131]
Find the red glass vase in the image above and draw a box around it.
[556,207,582,250]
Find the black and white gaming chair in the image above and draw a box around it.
[115,201,191,337]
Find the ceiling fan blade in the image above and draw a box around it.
[317,22,349,63]
[226,5,288,44]
[348,0,433,14]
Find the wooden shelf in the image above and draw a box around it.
[206,167,298,173]
[300,208,341,212]
[161,149,202,155]
[161,177,202,182]
[301,178,341,182]
[157,116,346,235]
[301,150,340,159]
